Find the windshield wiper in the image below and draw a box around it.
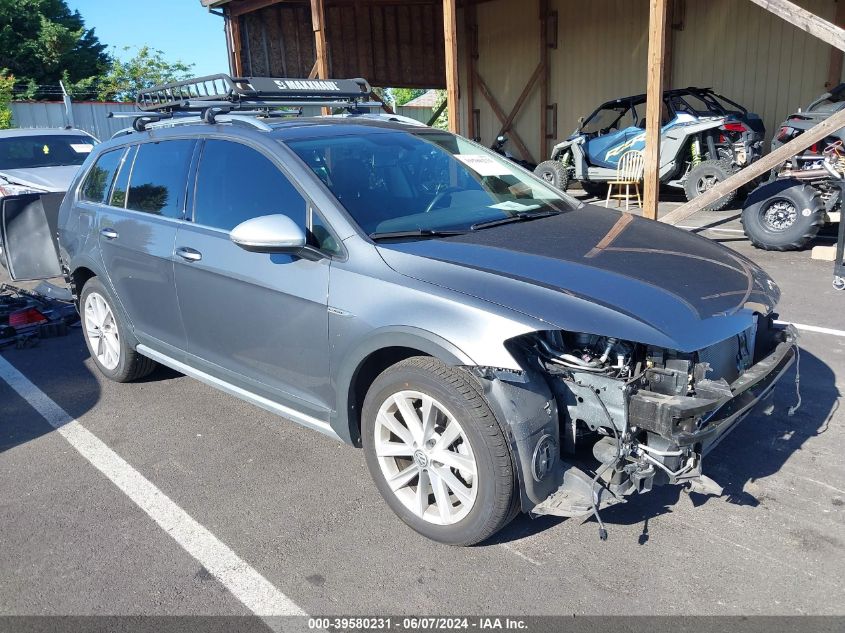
[471,210,561,231]
[369,229,466,241]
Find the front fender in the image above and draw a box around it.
[550,137,581,160]
[331,325,476,444]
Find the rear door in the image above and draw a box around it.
[97,139,196,356]
[174,138,331,418]
[0,192,65,281]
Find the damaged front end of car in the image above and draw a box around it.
[472,314,797,535]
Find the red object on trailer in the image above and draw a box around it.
[8,307,48,328]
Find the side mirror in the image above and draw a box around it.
[230,214,306,254]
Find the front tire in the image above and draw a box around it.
[80,277,157,382]
[534,160,569,191]
[741,179,824,251]
[362,357,516,545]
[684,159,736,211]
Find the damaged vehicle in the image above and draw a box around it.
[0,128,97,197]
[1,75,797,545]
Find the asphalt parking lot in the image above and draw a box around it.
[1,198,844,622]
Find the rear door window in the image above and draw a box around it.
[193,139,306,231]
[80,148,124,203]
[126,140,195,218]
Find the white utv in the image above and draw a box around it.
[536,88,764,210]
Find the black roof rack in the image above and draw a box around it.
[136,74,374,113]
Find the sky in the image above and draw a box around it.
[68,0,230,77]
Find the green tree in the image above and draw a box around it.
[97,46,194,102]
[0,0,109,99]
[0,73,13,128]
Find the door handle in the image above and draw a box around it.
[175,246,202,262]
[100,228,118,240]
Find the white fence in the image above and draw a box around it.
[9,101,138,141]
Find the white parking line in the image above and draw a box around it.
[0,355,306,619]
[776,320,845,337]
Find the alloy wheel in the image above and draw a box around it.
[84,292,120,370]
[374,390,478,525]
[761,199,798,232]
[695,174,719,195]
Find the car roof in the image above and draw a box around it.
[269,115,436,142]
[0,128,92,138]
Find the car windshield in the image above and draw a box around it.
[581,106,629,134]
[286,130,573,236]
[0,134,95,170]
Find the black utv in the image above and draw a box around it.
[742,84,845,251]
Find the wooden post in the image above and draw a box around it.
[443,0,460,133]
[310,0,329,115]
[643,0,669,220]
[227,11,243,77]
[661,106,845,225]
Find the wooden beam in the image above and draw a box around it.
[229,0,285,18]
[474,69,535,163]
[370,90,395,114]
[496,62,544,138]
[826,0,845,88]
[443,0,460,133]
[748,0,845,52]
[661,106,845,225]
[310,0,329,115]
[643,0,669,220]
[427,98,448,126]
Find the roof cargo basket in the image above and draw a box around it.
[135,74,375,113]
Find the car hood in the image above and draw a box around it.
[376,206,780,352]
[0,165,79,192]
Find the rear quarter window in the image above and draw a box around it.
[79,148,124,204]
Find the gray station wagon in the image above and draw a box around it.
[0,76,797,545]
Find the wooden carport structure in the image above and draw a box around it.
[202,0,845,224]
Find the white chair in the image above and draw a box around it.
[605,150,644,210]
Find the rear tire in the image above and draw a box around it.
[534,160,569,191]
[80,277,157,382]
[741,179,824,251]
[361,357,516,546]
[684,159,736,211]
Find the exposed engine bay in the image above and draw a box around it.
[495,314,798,538]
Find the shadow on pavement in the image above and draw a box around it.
[0,330,181,454]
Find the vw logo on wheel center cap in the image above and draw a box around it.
[413,449,429,469]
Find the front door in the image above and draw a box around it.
[97,140,195,355]
[174,139,331,418]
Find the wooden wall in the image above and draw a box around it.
[236,0,445,88]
